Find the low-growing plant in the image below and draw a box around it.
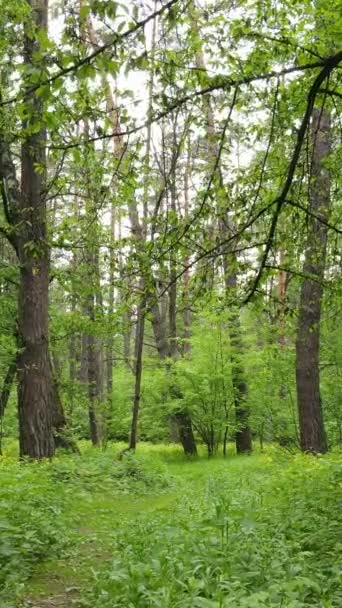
[85,454,342,607]
[48,450,174,494]
[0,458,74,602]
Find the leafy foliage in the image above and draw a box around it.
[81,450,341,607]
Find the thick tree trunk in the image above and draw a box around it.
[295,108,330,454]
[15,0,57,459]
[49,356,79,452]
[17,258,54,458]
[0,0,66,458]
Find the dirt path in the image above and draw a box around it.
[18,492,178,608]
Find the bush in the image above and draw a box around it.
[48,449,173,494]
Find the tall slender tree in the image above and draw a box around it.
[189,0,252,453]
[295,107,330,453]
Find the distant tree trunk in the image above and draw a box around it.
[85,271,100,446]
[49,355,79,452]
[168,135,178,360]
[167,127,197,456]
[69,279,77,418]
[95,280,105,399]
[105,270,114,447]
[221,223,252,454]
[295,108,330,454]
[119,229,132,370]
[0,360,16,455]
[0,359,16,420]
[106,203,115,416]
[173,411,197,456]
[82,223,101,447]
[183,134,192,356]
[277,250,288,400]
[188,2,251,454]
[78,333,88,382]
[129,296,145,451]
[126,3,157,450]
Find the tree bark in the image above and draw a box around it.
[295,108,330,454]
[16,0,55,458]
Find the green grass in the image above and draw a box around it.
[0,444,341,607]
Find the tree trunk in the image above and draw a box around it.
[295,108,330,454]
[16,0,56,459]
[106,203,115,413]
[223,263,252,454]
[69,301,77,417]
[86,292,100,446]
[189,2,252,454]
[129,298,145,451]
[83,240,101,447]
[166,127,197,456]
[0,359,16,419]
[173,411,197,456]
[17,260,54,458]
[0,360,16,455]
[183,133,192,355]
[0,1,69,458]
[49,356,79,452]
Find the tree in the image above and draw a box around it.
[0,0,60,458]
[295,107,330,454]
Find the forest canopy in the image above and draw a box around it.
[0,0,341,457]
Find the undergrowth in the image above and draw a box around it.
[0,457,73,602]
[0,445,341,608]
[85,453,342,608]
[0,446,174,604]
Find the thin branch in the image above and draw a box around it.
[244,50,342,303]
[0,0,182,107]
[286,199,342,234]
[48,56,338,151]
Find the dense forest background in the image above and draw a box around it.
[0,0,341,458]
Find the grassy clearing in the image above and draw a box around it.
[0,443,341,607]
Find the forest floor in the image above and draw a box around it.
[1,443,341,608]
